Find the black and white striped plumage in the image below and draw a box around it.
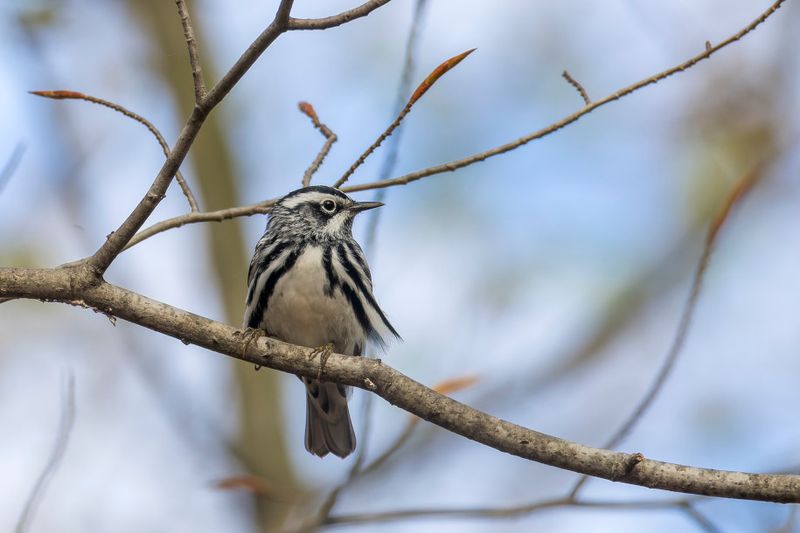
[243,186,399,458]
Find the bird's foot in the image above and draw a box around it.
[236,327,266,370]
[308,342,334,380]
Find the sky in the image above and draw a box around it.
[1,1,799,532]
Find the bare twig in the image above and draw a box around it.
[679,502,723,533]
[84,0,296,276]
[125,202,273,249]
[774,505,799,533]
[288,0,393,31]
[358,417,419,478]
[0,142,26,195]
[309,416,419,529]
[85,0,396,276]
[562,69,591,105]
[324,496,706,527]
[30,90,199,212]
[568,162,767,500]
[3,269,800,502]
[332,5,430,514]
[117,0,785,251]
[175,0,207,103]
[363,0,429,255]
[340,0,786,194]
[213,474,298,504]
[604,163,763,450]
[15,373,76,533]
[308,375,477,530]
[334,48,476,188]
[298,102,337,187]
[325,497,570,526]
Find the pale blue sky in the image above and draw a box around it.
[1,1,798,532]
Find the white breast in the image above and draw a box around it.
[264,245,364,355]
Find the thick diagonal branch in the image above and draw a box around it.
[87,0,393,275]
[1,266,799,504]
[87,0,296,275]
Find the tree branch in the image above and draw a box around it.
[117,0,786,251]
[1,266,799,503]
[309,380,473,529]
[333,48,475,189]
[324,497,714,527]
[15,373,75,533]
[562,69,591,105]
[125,202,273,249]
[298,102,337,187]
[287,0,392,31]
[30,91,199,212]
[605,162,764,450]
[363,0,429,255]
[568,160,767,499]
[175,0,206,103]
[341,0,786,193]
[82,0,297,276]
[0,142,26,195]
[679,502,723,533]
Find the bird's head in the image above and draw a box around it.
[269,185,382,242]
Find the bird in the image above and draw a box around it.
[243,185,399,458]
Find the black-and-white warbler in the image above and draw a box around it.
[243,185,399,458]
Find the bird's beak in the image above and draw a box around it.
[350,201,384,214]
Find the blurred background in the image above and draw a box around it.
[1,0,799,531]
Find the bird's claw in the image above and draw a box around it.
[308,342,334,380]
[237,327,265,367]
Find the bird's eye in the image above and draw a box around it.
[321,199,337,214]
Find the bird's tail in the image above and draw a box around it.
[304,379,356,458]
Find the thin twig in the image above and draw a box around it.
[0,142,26,195]
[603,163,764,450]
[15,373,76,533]
[334,48,476,188]
[774,505,799,533]
[358,418,419,478]
[301,375,479,530]
[315,417,420,524]
[562,69,591,105]
[339,0,786,194]
[350,392,376,475]
[569,162,767,500]
[212,474,298,504]
[85,0,296,276]
[298,102,337,187]
[329,6,431,516]
[288,0,393,31]
[679,502,723,533]
[29,90,199,212]
[363,0,429,256]
[117,0,785,251]
[85,0,394,275]
[325,496,703,527]
[175,0,207,103]
[125,202,272,249]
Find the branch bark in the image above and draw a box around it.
[83,0,394,276]
[174,0,206,103]
[287,0,393,31]
[2,266,799,504]
[86,2,293,276]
